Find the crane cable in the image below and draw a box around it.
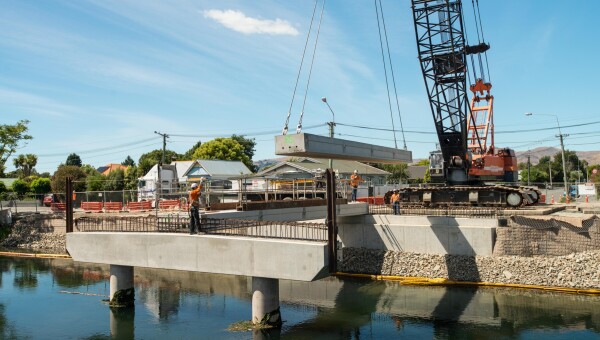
[374,0,398,149]
[282,0,319,135]
[377,0,407,150]
[296,0,326,134]
[474,0,492,83]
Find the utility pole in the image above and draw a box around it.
[527,154,531,186]
[549,163,552,188]
[321,97,336,169]
[154,131,169,207]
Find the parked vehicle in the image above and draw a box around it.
[43,194,53,207]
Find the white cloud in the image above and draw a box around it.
[203,9,298,36]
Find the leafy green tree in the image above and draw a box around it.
[12,154,38,178]
[30,177,51,195]
[424,168,431,183]
[124,166,138,190]
[104,169,125,191]
[416,159,430,166]
[11,179,29,197]
[86,172,105,191]
[0,181,6,194]
[51,165,87,193]
[80,164,99,176]
[183,141,202,160]
[231,135,257,171]
[192,138,251,170]
[65,153,82,167]
[0,120,32,176]
[138,149,181,176]
[380,163,410,184]
[122,155,135,167]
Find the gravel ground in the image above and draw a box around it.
[0,214,66,254]
[340,247,600,289]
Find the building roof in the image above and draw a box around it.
[97,163,127,176]
[171,161,194,182]
[256,157,390,178]
[184,159,253,180]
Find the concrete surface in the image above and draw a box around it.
[338,215,497,255]
[275,133,412,164]
[67,232,329,281]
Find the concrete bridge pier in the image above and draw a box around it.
[252,277,281,327]
[109,265,135,307]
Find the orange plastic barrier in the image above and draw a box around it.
[356,196,385,204]
[50,203,66,212]
[81,202,103,212]
[540,194,546,204]
[159,199,180,210]
[104,202,123,212]
[127,201,152,211]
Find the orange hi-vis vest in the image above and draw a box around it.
[189,185,202,207]
[350,174,362,188]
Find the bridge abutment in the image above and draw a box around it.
[109,264,134,307]
[252,277,281,327]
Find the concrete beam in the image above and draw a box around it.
[275,133,412,164]
[67,233,329,282]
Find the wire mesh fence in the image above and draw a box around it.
[368,204,501,218]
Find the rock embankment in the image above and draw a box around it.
[0,214,66,254]
[340,247,600,289]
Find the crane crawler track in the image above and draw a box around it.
[385,185,542,209]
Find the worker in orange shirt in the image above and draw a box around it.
[349,170,363,202]
[390,189,401,215]
[188,178,204,234]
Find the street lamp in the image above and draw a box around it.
[525,112,569,202]
[321,97,336,169]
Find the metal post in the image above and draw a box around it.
[66,177,73,233]
[527,154,531,186]
[326,169,337,273]
[559,133,568,201]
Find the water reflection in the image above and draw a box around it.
[0,256,599,339]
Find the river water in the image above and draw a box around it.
[1,256,599,339]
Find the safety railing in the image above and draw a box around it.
[74,215,328,242]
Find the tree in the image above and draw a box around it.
[104,168,125,191]
[138,149,181,176]
[416,159,430,166]
[192,138,251,170]
[11,179,29,197]
[183,141,202,160]
[122,155,135,167]
[86,172,105,191]
[13,154,38,178]
[231,135,257,171]
[30,177,51,195]
[65,153,82,167]
[0,120,32,176]
[80,164,99,176]
[380,163,410,184]
[51,165,87,193]
[124,166,138,191]
[0,181,7,195]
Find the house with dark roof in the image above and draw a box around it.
[256,158,390,185]
[96,163,128,176]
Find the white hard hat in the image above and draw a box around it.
[353,170,358,173]
[191,183,198,189]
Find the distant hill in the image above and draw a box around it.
[515,147,600,165]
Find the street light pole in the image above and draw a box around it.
[321,97,336,169]
[525,112,569,202]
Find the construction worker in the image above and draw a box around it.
[188,178,204,234]
[349,170,363,202]
[391,189,401,215]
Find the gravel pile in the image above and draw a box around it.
[0,214,66,254]
[340,247,600,289]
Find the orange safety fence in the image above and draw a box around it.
[126,201,152,211]
[50,203,66,212]
[81,202,103,212]
[159,199,180,210]
[357,196,385,205]
[104,202,123,212]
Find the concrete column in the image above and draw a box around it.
[251,277,281,327]
[109,304,135,338]
[109,265,135,307]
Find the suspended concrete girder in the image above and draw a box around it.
[275,133,412,164]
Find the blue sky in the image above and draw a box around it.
[2,0,599,174]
